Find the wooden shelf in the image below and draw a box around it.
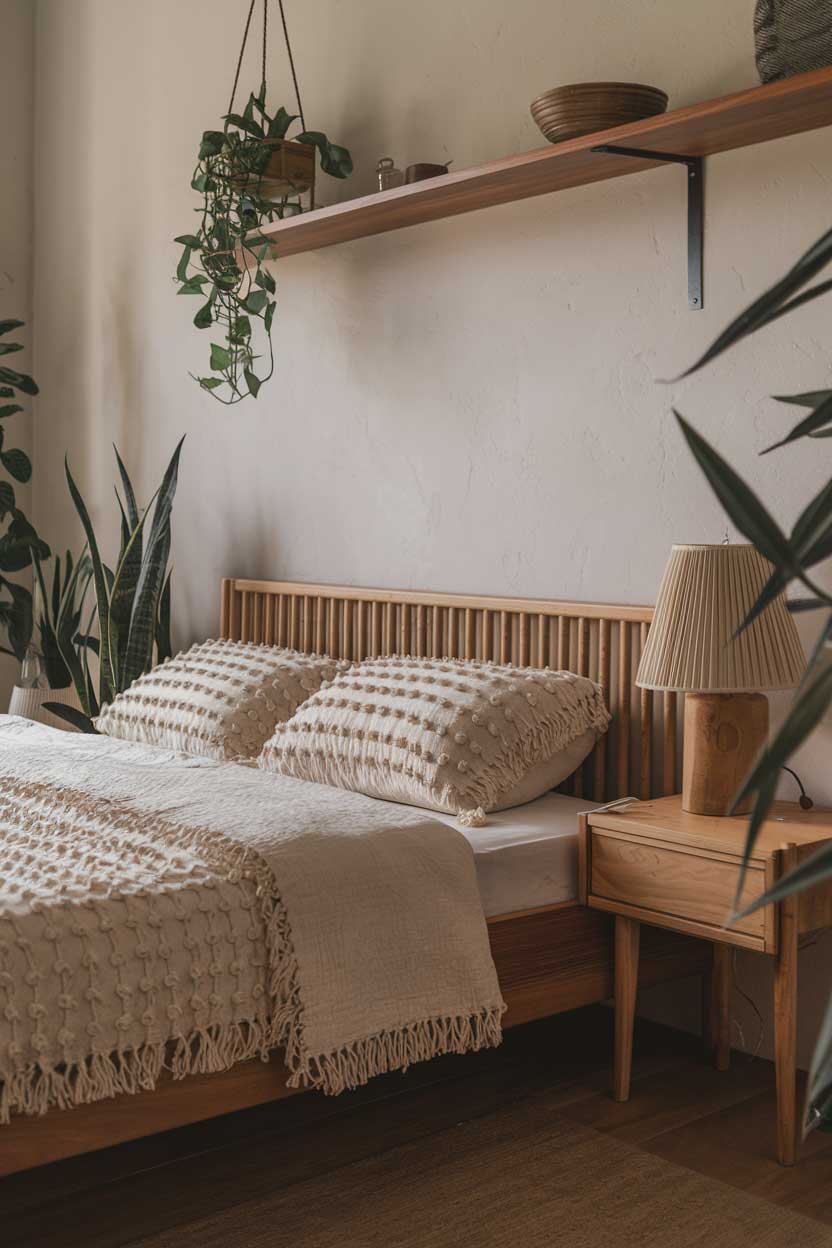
[258,67,832,261]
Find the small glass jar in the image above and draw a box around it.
[19,642,47,690]
[376,157,404,193]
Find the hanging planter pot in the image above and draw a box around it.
[231,135,317,201]
[174,1,352,406]
[754,0,832,83]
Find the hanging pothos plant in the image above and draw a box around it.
[175,84,352,404]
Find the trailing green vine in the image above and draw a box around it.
[175,84,352,404]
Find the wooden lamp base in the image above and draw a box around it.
[682,692,769,816]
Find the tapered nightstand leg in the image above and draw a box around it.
[774,849,799,1167]
[613,915,640,1102]
[704,943,732,1072]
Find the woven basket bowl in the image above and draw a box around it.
[531,82,668,144]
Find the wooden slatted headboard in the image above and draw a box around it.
[220,578,679,803]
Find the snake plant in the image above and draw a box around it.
[671,223,832,1132]
[31,548,94,689]
[45,439,184,732]
[0,318,50,665]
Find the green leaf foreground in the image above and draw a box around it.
[674,412,795,571]
[673,224,832,379]
[762,393,832,453]
[674,219,832,1134]
[175,88,351,404]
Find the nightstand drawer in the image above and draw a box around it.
[588,830,768,947]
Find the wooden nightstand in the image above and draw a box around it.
[578,794,832,1166]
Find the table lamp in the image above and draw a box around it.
[636,544,805,816]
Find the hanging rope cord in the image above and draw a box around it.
[276,0,306,131]
[227,0,256,116]
[227,0,306,130]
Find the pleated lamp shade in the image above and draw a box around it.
[636,544,805,693]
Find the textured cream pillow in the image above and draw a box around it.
[258,656,611,817]
[95,639,344,761]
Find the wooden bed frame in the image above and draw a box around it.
[0,579,710,1176]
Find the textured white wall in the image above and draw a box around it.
[29,0,832,1064]
[0,0,34,707]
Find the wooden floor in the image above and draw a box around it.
[4,1006,832,1246]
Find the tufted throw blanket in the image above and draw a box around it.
[0,716,504,1122]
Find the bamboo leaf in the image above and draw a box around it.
[807,994,832,1134]
[803,525,832,569]
[774,390,832,410]
[737,478,832,635]
[792,475,832,556]
[675,225,832,378]
[736,567,788,635]
[788,597,829,613]
[731,659,832,816]
[733,772,779,904]
[736,840,832,918]
[762,393,832,454]
[674,412,795,570]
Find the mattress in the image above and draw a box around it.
[11,716,592,919]
[390,792,597,918]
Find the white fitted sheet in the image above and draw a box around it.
[25,720,597,921]
[389,792,599,918]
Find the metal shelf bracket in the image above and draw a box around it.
[591,144,704,310]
